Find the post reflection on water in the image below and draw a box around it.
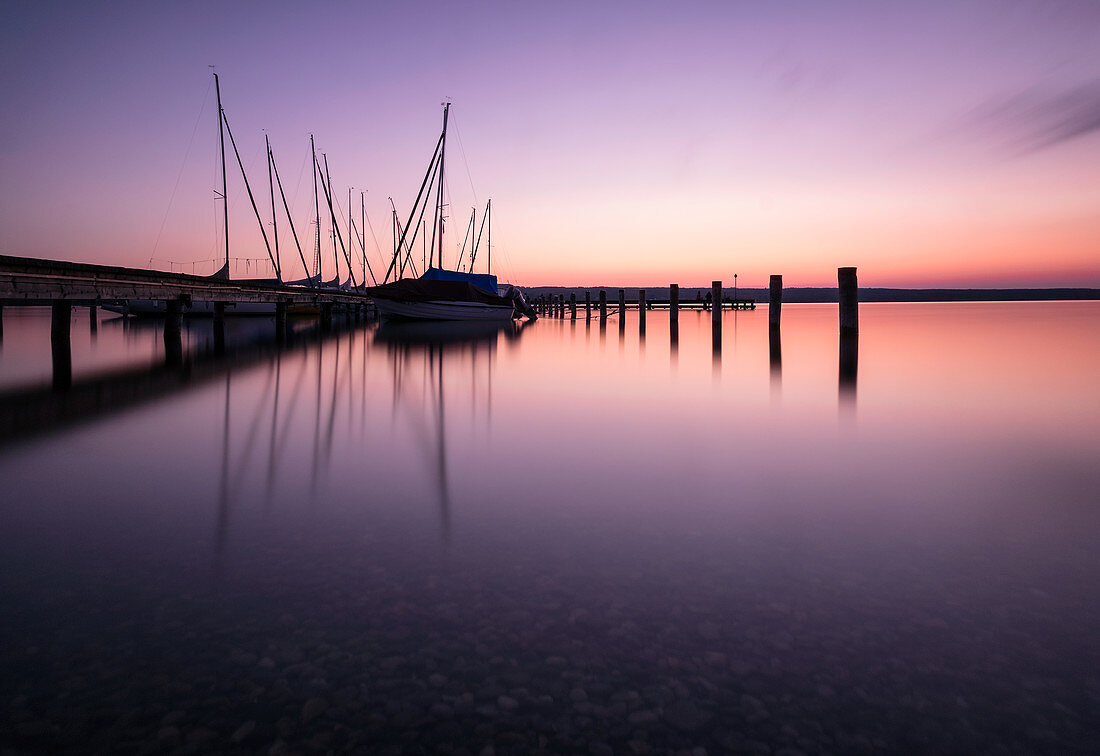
[0,303,1098,753]
[839,331,858,415]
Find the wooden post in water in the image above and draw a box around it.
[89,301,98,334]
[669,284,679,324]
[599,290,607,321]
[570,293,577,320]
[0,300,4,343]
[769,275,782,331]
[213,302,226,356]
[164,299,183,367]
[585,290,591,320]
[320,302,333,332]
[618,289,626,319]
[711,281,721,324]
[275,300,288,344]
[638,289,646,331]
[51,300,72,391]
[559,295,565,319]
[839,267,858,335]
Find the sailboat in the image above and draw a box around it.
[110,73,322,317]
[367,104,536,322]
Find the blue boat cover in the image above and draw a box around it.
[420,267,498,295]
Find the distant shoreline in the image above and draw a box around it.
[522,287,1100,303]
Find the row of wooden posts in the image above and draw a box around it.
[533,268,859,334]
[35,299,371,392]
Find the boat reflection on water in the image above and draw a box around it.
[374,318,526,348]
[375,319,530,543]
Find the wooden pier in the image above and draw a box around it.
[0,254,375,388]
[532,291,755,317]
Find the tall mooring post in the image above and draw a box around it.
[585,290,591,320]
[213,302,226,356]
[669,284,679,347]
[51,300,71,391]
[618,289,626,319]
[839,267,858,335]
[164,299,183,367]
[712,281,722,324]
[570,293,577,320]
[320,302,333,332]
[599,290,607,321]
[275,300,288,344]
[89,301,98,334]
[638,289,647,331]
[769,275,783,331]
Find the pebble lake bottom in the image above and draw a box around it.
[1,301,1097,753]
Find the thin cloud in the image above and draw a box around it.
[967,81,1100,154]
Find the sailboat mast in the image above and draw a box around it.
[323,154,339,281]
[433,102,450,270]
[266,134,280,280]
[487,197,492,276]
[311,134,320,280]
[214,73,229,274]
[348,187,353,285]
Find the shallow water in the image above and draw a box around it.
[1,302,1098,753]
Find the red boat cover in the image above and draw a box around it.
[366,278,513,306]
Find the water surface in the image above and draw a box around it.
[1,302,1097,753]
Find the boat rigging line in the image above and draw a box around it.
[267,138,316,286]
[149,76,212,267]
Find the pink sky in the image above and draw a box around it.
[1,1,1099,288]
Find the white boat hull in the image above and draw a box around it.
[372,298,515,322]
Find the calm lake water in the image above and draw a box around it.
[1,301,1098,753]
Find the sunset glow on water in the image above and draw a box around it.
[1,302,1097,752]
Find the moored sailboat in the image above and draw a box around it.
[366,104,535,322]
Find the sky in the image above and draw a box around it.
[1,0,1099,288]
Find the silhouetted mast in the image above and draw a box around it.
[266,134,280,280]
[214,73,229,276]
[432,102,450,269]
[311,134,321,280]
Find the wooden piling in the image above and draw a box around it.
[638,289,646,330]
[585,290,591,320]
[839,267,858,335]
[0,300,5,343]
[275,300,288,344]
[599,290,607,320]
[164,299,183,367]
[712,281,721,324]
[570,293,577,320]
[89,301,98,333]
[320,302,333,332]
[769,275,782,330]
[669,284,679,324]
[618,289,626,318]
[51,300,71,391]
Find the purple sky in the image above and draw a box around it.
[2,0,1099,287]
